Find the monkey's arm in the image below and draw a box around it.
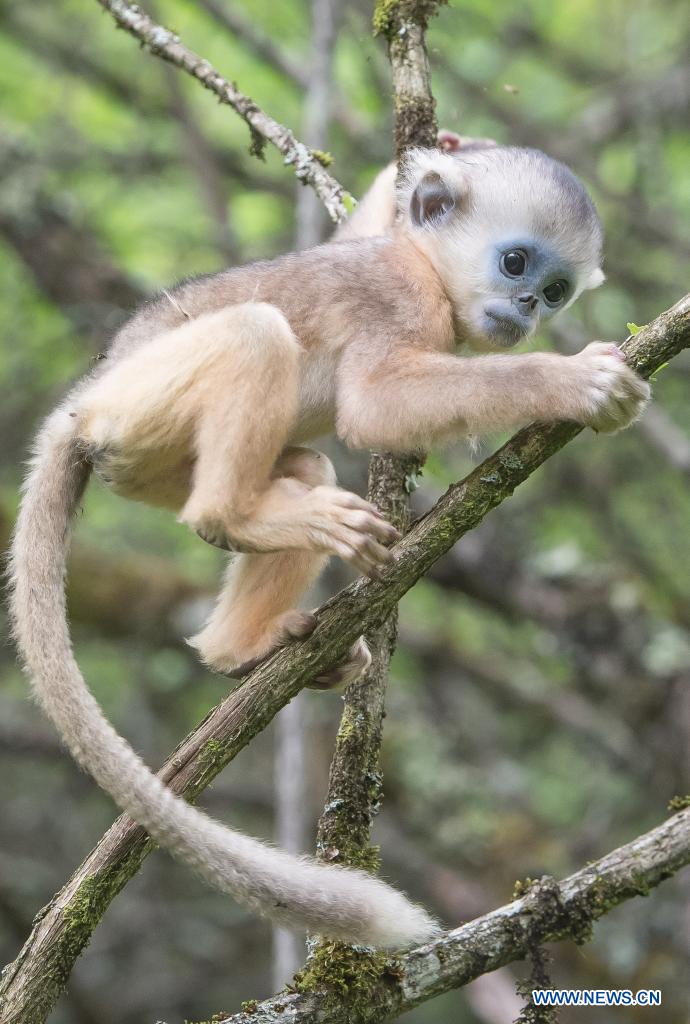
[336,342,650,451]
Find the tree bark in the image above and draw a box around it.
[305,0,445,995]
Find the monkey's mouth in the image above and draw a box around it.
[480,307,533,347]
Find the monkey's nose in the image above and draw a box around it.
[515,293,538,312]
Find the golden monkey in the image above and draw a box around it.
[10,145,649,949]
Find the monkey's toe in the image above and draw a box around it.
[310,637,372,691]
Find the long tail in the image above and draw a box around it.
[8,409,439,949]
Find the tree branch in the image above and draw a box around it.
[312,0,444,947]
[2,265,686,1024]
[374,0,445,153]
[196,807,690,1024]
[195,0,374,146]
[94,0,351,222]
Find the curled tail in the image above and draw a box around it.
[8,409,439,949]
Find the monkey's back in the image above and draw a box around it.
[106,234,453,365]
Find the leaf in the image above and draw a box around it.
[626,321,646,336]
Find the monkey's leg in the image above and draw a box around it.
[175,307,399,575]
[80,303,397,574]
[79,302,303,512]
[190,447,371,688]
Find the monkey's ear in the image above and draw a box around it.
[438,129,498,153]
[410,172,457,227]
[585,267,606,290]
[438,129,462,152]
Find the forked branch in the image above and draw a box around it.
[207,807,690,1023]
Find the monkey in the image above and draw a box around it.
[10,144,650,950]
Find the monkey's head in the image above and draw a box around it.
[399,146,604,350]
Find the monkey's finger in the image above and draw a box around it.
[341,509,401,543]
[328,489,388,517]
[329,539,384,580]
[336,527,396,570]
[329,540,376,581]
[332,489,376,508]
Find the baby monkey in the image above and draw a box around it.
[11,144,649,950]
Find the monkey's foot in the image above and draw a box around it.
[194,609,318,679]
[180,488,401,579]
[309,637,372,691]
[298,485,401,579]
[198,620,371,692]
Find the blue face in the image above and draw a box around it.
[479,238,575,347]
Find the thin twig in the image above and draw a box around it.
[95,0,351,222]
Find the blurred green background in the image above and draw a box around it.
[1,1,689,1022]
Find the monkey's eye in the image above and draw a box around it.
[500,250,527,277]
[543,280,568,306]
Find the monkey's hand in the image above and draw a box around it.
[568,342,651,432]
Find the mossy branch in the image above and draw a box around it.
[196,807,690,1024]
[94,0,352,222]
[1,298,688,1022]
[374,0,447,156]
[308,0,445,994]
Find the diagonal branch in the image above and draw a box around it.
[195,0,375,144]
[2,295,688,1024]
[201,807,690,1023]
[95,0,351,222]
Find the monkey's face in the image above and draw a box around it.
[427,222,600,353]
[468,237,577,349]
[401,146,605,352]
